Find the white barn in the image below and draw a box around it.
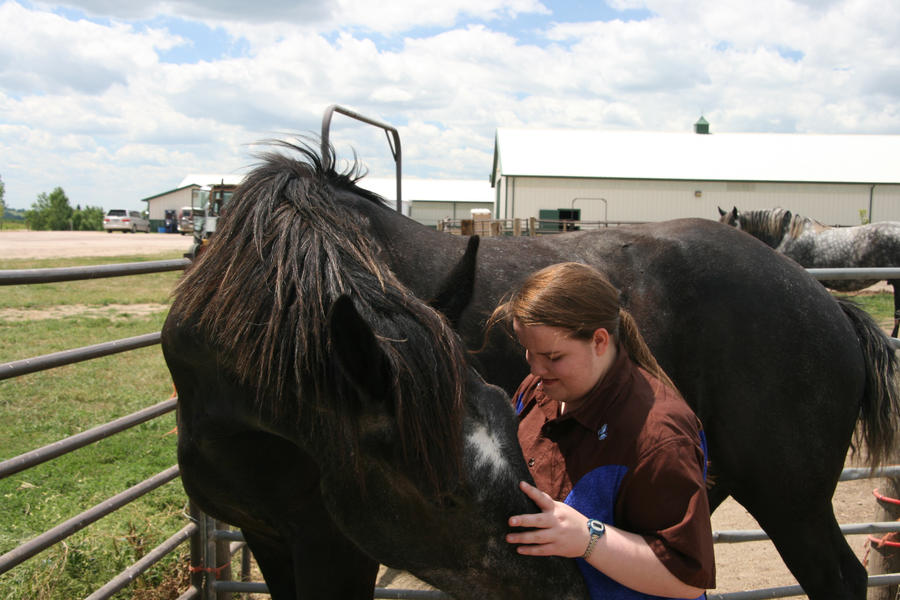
[491,128,900,226]
[142,173,492,230]
[344,176,494,227]
[142,174,246,229]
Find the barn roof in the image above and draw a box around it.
[491,129,900,186]
[177,174,246,188]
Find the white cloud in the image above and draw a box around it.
[0,2,178,94]
[0,0,899,212]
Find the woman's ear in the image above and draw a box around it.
[592,328,611,355]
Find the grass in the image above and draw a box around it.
[0,252,192,600]
[833,290,896,333]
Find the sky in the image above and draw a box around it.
[1,0,899,212]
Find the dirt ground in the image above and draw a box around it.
[0,230,195,259]
[3,231,895,596]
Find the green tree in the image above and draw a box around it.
[72,205,104,231]
[26,187,74,230]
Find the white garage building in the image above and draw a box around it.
[491,127,900,226]
[142,174,246,229]
[142,173,492,230]
[358,177,493,227]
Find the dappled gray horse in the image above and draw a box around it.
[719,206,900,336]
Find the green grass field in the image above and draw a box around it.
[0,252,189,600]
[0,252,895,599]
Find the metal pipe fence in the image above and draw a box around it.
[3,258,900,599]
[0,258,197,599]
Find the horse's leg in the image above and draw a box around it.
[748,500,866,600]
[240,529,299,599]
[243,522,379,600]
[890,279,899,337]
[705,461,731,514]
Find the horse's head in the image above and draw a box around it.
[325,293,586,599]
[718,205,740,227]
[718,206,793,249]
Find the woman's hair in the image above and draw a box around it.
[486,262,676,391]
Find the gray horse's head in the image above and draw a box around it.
[718,206,793,249]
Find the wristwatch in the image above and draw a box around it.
[582,519,606,560]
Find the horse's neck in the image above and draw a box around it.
[743,211,786,249]
[370,209,468,297]
[788,215,828,239]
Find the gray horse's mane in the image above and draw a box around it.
[169,139,467,493]
[737,207,823,247]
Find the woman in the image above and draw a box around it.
[489,262,715,599]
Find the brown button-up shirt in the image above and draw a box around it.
[514,346,716,592]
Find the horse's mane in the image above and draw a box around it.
[169,140,466,493]
[736,207,825,247]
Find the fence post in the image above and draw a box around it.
[215,520,233,600]
[513,218,522,236]
[241,544,252,599]
[204,514,217,600]
[869,449,900,599]
[189,502,205,595]
[528,217,536,236]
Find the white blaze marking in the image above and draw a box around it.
[467,424,509,477]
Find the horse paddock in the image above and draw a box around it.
[3,229,897,597]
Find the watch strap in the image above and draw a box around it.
[582,519,605,560]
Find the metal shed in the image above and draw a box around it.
[359,177,494,227]
[142,174,245,230]
[491,128,900,225]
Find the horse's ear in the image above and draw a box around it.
[718,206,726,216]
[780,210,793,234]
[328,295,393,403]
[429,235,480,329]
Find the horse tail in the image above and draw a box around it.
[839,299,900,468]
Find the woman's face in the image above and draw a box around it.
[513,320,612,409]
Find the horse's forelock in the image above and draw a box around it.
[170,139,467,494]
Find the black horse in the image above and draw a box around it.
[163,142,899,600]
[161,155,586,598]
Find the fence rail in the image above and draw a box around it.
[3,258,900,599]
[0,258,195,599]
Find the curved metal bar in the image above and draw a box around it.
[840,465,900,481]
[84,521,198,600]
[0,465,180,575]
[321,104,402,213]
[708,574,900,600]
[807,267,900,280]
[0,332,161,380]
[712,520,900,543]
[0,258,190,285]
[0,398,177,480]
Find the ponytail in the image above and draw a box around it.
[618,308,677,392]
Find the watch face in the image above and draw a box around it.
[588,519,605,536]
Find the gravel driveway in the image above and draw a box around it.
[0,230,194,259]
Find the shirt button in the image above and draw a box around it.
[528,458,535,467]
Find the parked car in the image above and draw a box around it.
[103,209,150,233]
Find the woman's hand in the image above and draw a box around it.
[505,481,591,558]
[506,482,706,598]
